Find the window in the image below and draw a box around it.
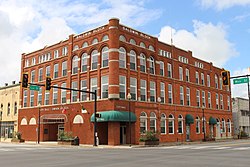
[202,91,205,107]
[38,68,43,82]
[196,71,199,84]
[161,114,166,134]
[61,83,66,103]
[32,57,36,65]
[216,93,219,109]
[222,118,226,133]
[14,102,17,115]
[196,117,200,134]
[62,46,68,56]
[7,103,10,115]
[180,86,184,105]
[102,35,109,41]
[54,50,59,58]
[215,75,218,89]
[102,47,109,68]
[227,96,230,110]
[186,87,190,106]
[220,94,223,109]
[186,69,190,82]
[54,63,59,78]
[227,119,231,133]
[207,74,210,87]
[101,76,109,99]
[168,84,173,104]
[196,90,200,107]
[140,53,146,73]
[160,82,165,103]
[130,77,137,100]
[168,114,174,134]
[149,45,155,51]
[219,77,222,89]
[167,63,172,78]
[73,45,79,51]
[30,90,34,107]
[140,112,147,133]
[91,78,97,100]
[150,112,156,132]
[72,56,78,74]
[81,80,87,101]
[149,56,155,74]
[91,50,98,70]
[140,42,146,48]
[178,115,183,134]
[119,76,126,99]
[179,67,183,81]
[129,38,136,45]
[208,92,211,108]
[44,92,50,105]
[150,81,156,102]
[46,66,50,77]
[119,47,126,68]
[140,79,146,101]
[119,35,126,42]
[71,81,78,102]
[53,85,58,104]
[81,53,88,72]
[201,73,204,85]
[159,61,164,76]
[129,50,136,70]
[31,70,35,83]
[62,61,67,76]
[82,42,88,48]
[37,88,42,105]
[25,59,29,67]
[23,90,27,107]
[92,38,98,45]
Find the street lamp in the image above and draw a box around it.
[127,93,132,147]
[202,105,206,141]
[37,103,41,144]
[0,111,2,142]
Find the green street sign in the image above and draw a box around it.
[233,78,249,85]
[29,85,40,91]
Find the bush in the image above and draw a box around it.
[240,131,249,137]
[139,131,159,142]
[58,131,74,141]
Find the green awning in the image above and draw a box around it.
[209,117,217,125]
[90,110,137,122]
[185,114,194,124]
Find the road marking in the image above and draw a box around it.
[232,147,250,150]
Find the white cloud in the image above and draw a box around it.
[231,68,250,98]
[158,20,238,67]
[0,0,161,86]
[198,0,250,10]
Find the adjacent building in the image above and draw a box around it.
[232,97,250,136]
[0,82,20,141]
[18,18,233,145]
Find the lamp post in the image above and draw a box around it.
[0,111,2,142]
[202,105,206,141]
[127,93,131,147]
[37,103,41,144]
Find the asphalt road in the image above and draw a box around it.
[0,140,250,167]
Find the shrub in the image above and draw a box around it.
[139,131,159,142]
[58,131,74,141]
[240,131,249,137]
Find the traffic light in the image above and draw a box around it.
[221,70,230,86]
[45,77,52,90]
[22,73,29,88]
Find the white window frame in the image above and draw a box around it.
[150,81,156,102]
[140,79,146,101]
[101,76,109,99]
[130,77,137,100]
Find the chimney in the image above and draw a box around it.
[12,81,16,84]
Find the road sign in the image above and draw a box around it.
[29,85,40,91]
[233,78,249,85]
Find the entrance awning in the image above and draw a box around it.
[185,114,194,124]
[40,114,67,124]
[90,110,136,122]
[209,117,217,125]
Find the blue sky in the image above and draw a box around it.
[0,0,249,98]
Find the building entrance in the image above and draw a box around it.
[120,126,126,144]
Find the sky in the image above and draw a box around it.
[0,0,249,98]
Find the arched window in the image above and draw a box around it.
[168,114,174,134]
[92,38,98,45]
[82,42,88,48]
[129,50,136,70]
[102,47,109,67]
[215,74,218,89]
[149,56,155,74]
[140,42,146,48]
[129,38,136,45]
[29,117,36,125]
[227,119,231,134]
[91,50,98,70]
[178,115,183,134]
[81,53,88,72]
[140,112,147,133]
[149,45,155,51]
[196,116,200,134]
[119,35,126,42]
[102,35,109,41]
[222,118,226,133]
[160,113,166,134]
[119,47,126,68]
[159,61,164,76]
[73,115,84,124]
[72,56,78,74]
[140,53,146,72]
[20,118,28,125]
[73,45,79,51]
[150,112,157,132]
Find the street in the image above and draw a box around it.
[0,140,250,167]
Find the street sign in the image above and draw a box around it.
[29,85,40,91]
[233,78,249,85]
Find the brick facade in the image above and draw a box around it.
[18,18,233,145]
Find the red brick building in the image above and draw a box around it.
[18,18,232,145]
